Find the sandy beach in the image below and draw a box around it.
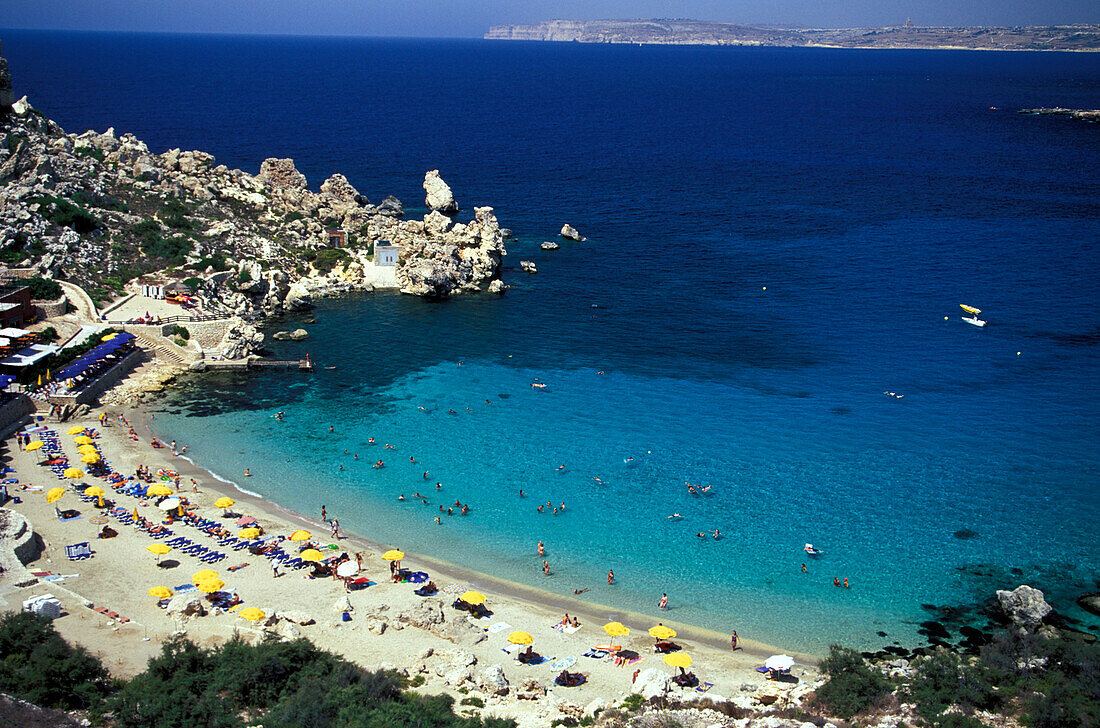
[0,385,820,725]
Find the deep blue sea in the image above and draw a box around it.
[5,30,1099,652]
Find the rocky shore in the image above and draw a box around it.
[0,44,508,320]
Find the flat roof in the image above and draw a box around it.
[0,343,59,368]
[0,327,32,338]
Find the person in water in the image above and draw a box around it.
[607,569,615,584]
[537,541,545,556]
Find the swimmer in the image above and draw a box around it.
[344,449,348,454]
[625,456,634,462]
[801,563,807,573]
[354,453,359,459]
[454,500,461,507]
[329,425,334,432]
[461,505,468,515]
[447,508,453,516]
[543,560,550,575]
[244,468,251,477]
[466,407,472,411]
[519,489,526,497]
[573,587,590,594]
[560,502,565,510]
[485,399,492,404]
[557,464,565,471]
[434,517,441,524]
[537,505,544,513]
[553,507,558,514]
[368,438,375,445]
[701,485,711,493]
[436,482,442,490]
[607,569,615,584]
[422,499,428,505]
[696,532,706,539]
[423,471,430,479]
[844,577,849,588]
[417,406,426,411]
[439,505,445,512]
[712,529,722,539]
[410,456,416,463]
[398,495,406,501]
[688,486,697,494]
[385,444,395,450]
[667,513,682,519]
[833,577,841,587]
[374,460,384,468]
[448,409,457,414]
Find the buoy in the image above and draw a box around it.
[762,286,767,291]
[1017,351,1021,356]
[944,316,948,321]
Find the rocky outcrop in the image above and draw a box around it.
[377,195,404,217]
[996,585,1053,627]
[633,668,672,699]
[560,223,584,241]
[0,46,13,109]
[258,158,308,191]
[396,206,506,296]
[1076,593,1100,617]
[540,241,559,250]
[217,317,264,360]
[272,328,308,341]
[520,260,537,273]
[423,169,458,214]
[165,595,207,618]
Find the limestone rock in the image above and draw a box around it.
[320,173,360,203]
[377,195,404,217]
[479,664,509,694]
[997,585,1053,627]
[367,618,387,635]
[279,621,301,639]
[500,228,515,239]
[436,615,488,646]
[11,95,30,116]
[516,679,546,700]
[165,595,206,618]
[423,169,458,214]
[284,281,312,310]
[633,668,671,699]
[333,596,354,613]
[278,610,316,625]
[259,157,307,191]
[398,598,445,629]
[520,260,537,273]
[540,241,559,250]
[560,223,584,241]
[1077,593,1100,617]
[0,52,13,108]
[488,279,507,294]
[217,316,264,360]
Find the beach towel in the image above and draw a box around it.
[583,649,608,659]
[487,622,512,634]
[174,583,197,593]
[549,657,576,671]
[696,682,714,693]
[628,657,645,665]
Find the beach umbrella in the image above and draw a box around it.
[64,467,85,479]
[147,483,173,497]
[83,485,106,507]
[289,530,311,542]
[239,608,265,622]
[74,435,94,445]
[300,549,324,562]
[238,527,261,538]
[148,586,173,599]
[648,625,677,640]
[191,569,218,584]
[78,445,98,455]
[36,374,41,386]
[214,496,235,509]
[197,578,226,593]
[46,487,66,504]
[146,544,171,563]
[81,453,101,464]
[663,653,692,668]
[67,425,86,435]
[603,621,630,638]
[764,655,795,671]
[336,560,359,577]
[460,590,486,605]
[382,549,405,561]
[158,497,181,511]
[101,333,118,341]
[508,631,534,645]
[25,440,43,451]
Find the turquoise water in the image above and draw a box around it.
[8,31,1099,652]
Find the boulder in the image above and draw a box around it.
[520,261,537,273]
[377,195,404,217]
[0,53,13,108]
[320,173,361,203]
[11,95,31,116]
[516,679,546,700]
[996,585,1053,627]
[1077,593,1100,617]
[259,158,308,191]
[423,169,458,214]
[333,596,354,614]
[165,595,206,618]
[479,664,509,694]
[500,228,515,239]
[540,241,559,250]
[560,224,584,241]
[217,317,264,360]
[278,610,316,625]
[278,621,301,639]
[488,280,507,295]
[398,598,445,629]
[284,281,312,310]
[366,618,387,635]
[633,668,671,699]
[436,615,488,646]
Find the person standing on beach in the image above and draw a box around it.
[321,505,327,523]
[659,593,668,610]
[331,518,340,539]
[272,560,280,579]
[731,630,739,650]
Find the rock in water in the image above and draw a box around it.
[560,223,584,241]
[423,169,458,214]
[996,585,1053,627]
[0,45,14,108]
[377,195,404,217]
[540,241,560,250]
[1076,593,1100,617]
[520,260,537,273]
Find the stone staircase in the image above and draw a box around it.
[132,331,194,367]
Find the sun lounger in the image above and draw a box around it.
[65,542,93,560]
[583,649,608,659]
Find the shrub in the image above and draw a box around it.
[813,645,894,719]
[0,611,111,710]
[33,195,100,233]
[73,145,105,162]
[237,268,252,284]
[621,693,646,712]
[908,649,998,723]
[285,210,305,222]
[25,275,62,300]
[183,277,203,291]
[39,326,58,342]
[461,696,485,708]
[311,247,349,274]
[170,325,190,340]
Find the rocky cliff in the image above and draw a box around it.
[0,48,507,317]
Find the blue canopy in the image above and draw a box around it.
[0,374,15,389]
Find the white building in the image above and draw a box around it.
[375,241,399,267]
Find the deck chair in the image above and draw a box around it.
[65,541,93,560]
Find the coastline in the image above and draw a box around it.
[138,401,816,666]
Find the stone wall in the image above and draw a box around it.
[0,394,35,438]
[33,295,67,319]
[0,509,40,588]
[169,319,233,350]
[49,349,144,407]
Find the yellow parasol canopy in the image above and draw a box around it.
[197,579,226,593]
[83,486,105,497]
[382,549,405,561]
[74,435,94,445]
[192,570,219,584]
[649,625,677,640]
[146,543,171,556]
[460,590,486,605]
[214,496,235,508]
[603,621,630,637]
[67,425,87,435]
[663,653,692,668]
[300,549,324,562]
[147,483,173,497]
[289,530,311,541]
[238,527,261,538]
[101,333,119,341]
[46,487,66,504]
[63,468,85,479]
[148,586,173,599]
[81,453,102,464]
[78,447,98,457]
[25,440,44,451]
[507,630,534,645]
[239,608,265,622]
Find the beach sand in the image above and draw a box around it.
[0,397,818,725]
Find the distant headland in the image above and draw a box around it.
[485,19,1100,51]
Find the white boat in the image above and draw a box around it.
[960,304,987,327]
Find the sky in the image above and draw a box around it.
[2,0,1099,39]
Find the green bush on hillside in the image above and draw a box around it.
[32,196,100,234]
[812,645,894,719]
[0,612,111,711]
[25,275,63,300]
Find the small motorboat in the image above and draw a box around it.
[960,304,987,327]
[803,543,824,556]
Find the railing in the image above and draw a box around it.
[108,313,227,325]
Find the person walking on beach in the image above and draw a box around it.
[731,630,739,651]
[331,518,340,539]
[272,560,280,579]
[321,505,327,523]
[658,593,668,610]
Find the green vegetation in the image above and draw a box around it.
[285,210,305,222]
[25,275,63,300]
[190,253,231,272]
[237,268,252,284]
[183,277,203,291]
[170,325,190,341]
[31,195,100,234]
[131,218,192,263]
[812,646,894,719]
[162,197,197,231]
[0,612,111,711]
[0,617,515,728]
[38,326,59,342]
[296,246,350,274]
[73,145,105,162]
[461,696,485,708]
[620,693,646,712]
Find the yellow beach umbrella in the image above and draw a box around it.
[46,487,66,504]
[67,425,86,435]
[382,549,405,561]
[214,496,235,509]
[649,625,677,640]
[25,440,44,451]
[83,485,105,497]
[508,630,534,645]
[300,549,324,562]
[37,374,41,386]
[81,453,101,465]
[603,621,630,638]
[147,483,173,497]
[147,543,171,556]
[460,590,486,605]
[78,444,98,453]
[191,569,218,584]
[101,333,118,341]
[148,586,173,599]
[63,467,85,479]
[663,653,692,668]
[289,529,311,541]
[197,579,226,593]
[74,435,94,445]
[239,608,265,622]
[238,527,261,539]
